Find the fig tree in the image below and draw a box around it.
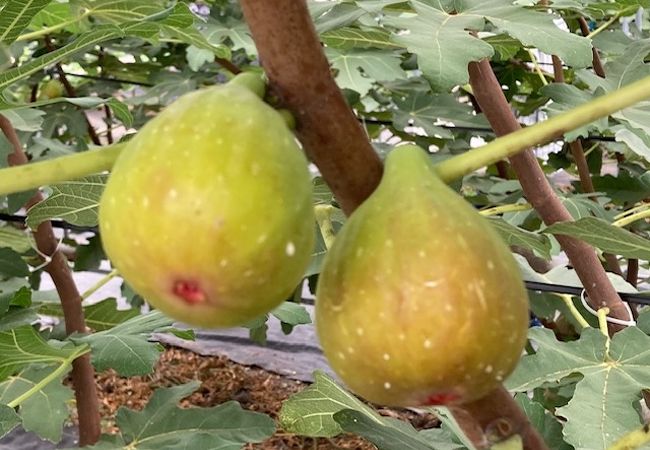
[99,80,314,328]
[316,145,529,407]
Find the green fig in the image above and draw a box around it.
[316,145,529,407]
[40,79,64,100]
[99,81,314,328]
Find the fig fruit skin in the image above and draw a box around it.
[99,83,314,328]
[40,79,64,100]
[315,145,529,407]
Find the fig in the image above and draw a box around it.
[99,80,314,328]
[315,145,529,407]
[40,79,64,100]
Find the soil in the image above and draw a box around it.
[82,346,440,449]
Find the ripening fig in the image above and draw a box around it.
[316,145,529,407]
[99,80,314,328]
[40,79,64,100]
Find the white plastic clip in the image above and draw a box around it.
[26,229,64,272]
[580,289,636,327]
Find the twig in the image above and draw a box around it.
[578,17,606,78]
[467,59,628,334]
[44,36,102,146]
[548,51,621,275]
[215,57,242,75]
[0,114,101,446]
[62,72,155,87]
[98,49,115,145]
[239,0,383,216]
[29,84,38,103]
[627,259,639,288]
[103,104,114,144]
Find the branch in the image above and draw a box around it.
[0,115,101,446]
[103,104,114,144]
[547,49,622,275]
[578,17,606,78]
[239,0,383,215]
[627,259,639,288]
[215,57,242,75]
[467,59,628,333]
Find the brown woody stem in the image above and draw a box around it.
[239,1,542,448]
[467,59,627,334]
[578,17,606,78]
[0,115,101,446]
[239,0,383,216]
[549,41,621,276]
[627,259,639,287]
[552,38,623,275]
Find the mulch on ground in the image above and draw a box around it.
[84,346,440,449]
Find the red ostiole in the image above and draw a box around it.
[173,280,207,304]
[423,392,461,406]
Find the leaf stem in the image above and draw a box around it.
[582,142,599,158]
[314,205,336,250]
[613,208,650,228]
[526,50,549,86]
[479,203,532,216]
[0,145,124,197]
[16,12,91,42]
[229,71,266,99]
[7,345,89,408]
[433,74,650,183]
[587,14,621,39]
[81,269,119,301]
[558,294,590,329]
[598,307,610,337]
[615,203,650,220]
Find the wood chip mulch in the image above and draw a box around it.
[80,346,440,449]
